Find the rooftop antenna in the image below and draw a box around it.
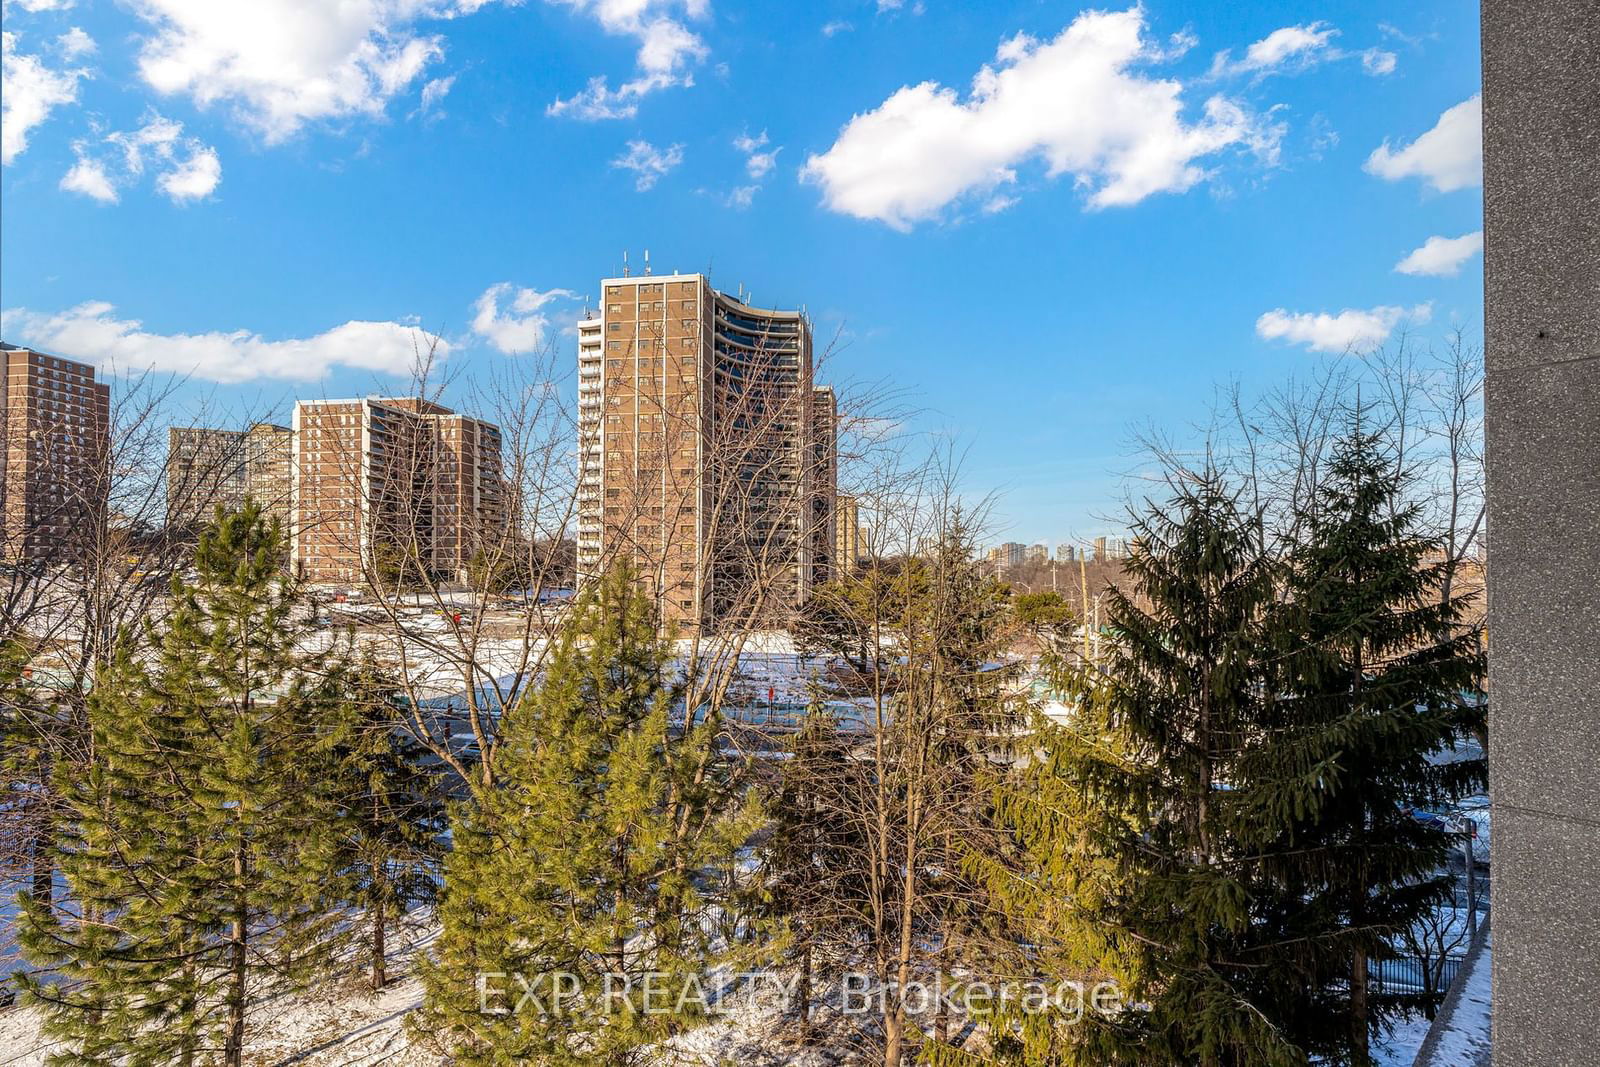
[643,249,651,276]
[623,250,630,277]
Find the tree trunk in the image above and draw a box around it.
[1352,947,1369,1058]
[796,939,812,1040]
[227,848,248,1067]
[372,868,387,991]
[29,818,52,906]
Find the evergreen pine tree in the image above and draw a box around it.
[331,656,446,991]
[1248,416,1486,1063]
[753,699,870,1038]
[414,564,760,1065]
[16,502,352,1067]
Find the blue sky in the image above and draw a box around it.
[0,0,1483,545]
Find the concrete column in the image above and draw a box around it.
[1481,4,1600,1065]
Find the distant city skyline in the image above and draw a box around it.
[0,2,1484,538]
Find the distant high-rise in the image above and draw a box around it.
[1026,543,1048,565]
[576,270,835,631]
[166,422,291,529]
[1093,535,1108,562]
[1057,542,1075,562]
[291,398,502,584]
[835,493,861,574]
[987,541,1026,568]
[1,343,110,560]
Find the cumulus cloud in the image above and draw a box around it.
[821,20,853,38]
[802,8,1281,229]
[0,301,442,383]
[56,27,96,60]
[611,139,683,190]
[59,151,117,202]
[125,0,480,143]
[546,0,708,120]
[1365,95,1482,193]
[1394,231,1483,277]
[157,143,221,201]
[60,112,221,204]
[1210,22,1339,78]
[2,31,86,164]
[1256,303,1433,353]
[470,283,576,354]
[12,0,77,10]
[1361,48,1397,75]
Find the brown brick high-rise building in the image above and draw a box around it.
[576,271,837,631]
[166,422,291,530]
[1,343,111,561]
[291,397,502,584]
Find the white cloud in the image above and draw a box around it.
[157,143,221,201]
[125,0,479,143]
[2,31,85,164]
[734,129,780,179]
[1255,302,1433,353]
[12,0,76,10]
[1365,95,1482,193]
[56,27,96,60]
[821,20,853,38]
[1361,48,1397,75]
[1210,22,1339,78]
[546,0,708,120]
[1394,231,1483,277]
[60,112,222,204]
[60,150,117,202]
[0,301,443,383]
[416,74,454,116]
[470,283,576,354]
[611,138,682,190]
[802,8,1280,229]
[723,184,757,209]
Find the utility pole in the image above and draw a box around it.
[1464,821,1479,937]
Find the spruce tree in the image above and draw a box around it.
[16,502,352,1067]
[938,470,1306,1067]
[415,564,760,1065]
[1250,417,1486,1062]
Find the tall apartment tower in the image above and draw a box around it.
[577,271,835,631]
[1,343,111,560]
[291,397,502,584]
[835,493,861,574]
[166,422,291,529]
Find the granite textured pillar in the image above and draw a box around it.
[1481,4,1600,1066]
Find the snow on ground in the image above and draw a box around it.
[0,913,878,1067]
[1414,925,1492,1067]
[0,914,443,1067]
[1374,1008,1436,1067]
[1374,924,1493,1067]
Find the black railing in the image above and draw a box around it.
[1369,953,1467,996]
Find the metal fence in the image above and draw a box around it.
[1369,953,1467,997]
